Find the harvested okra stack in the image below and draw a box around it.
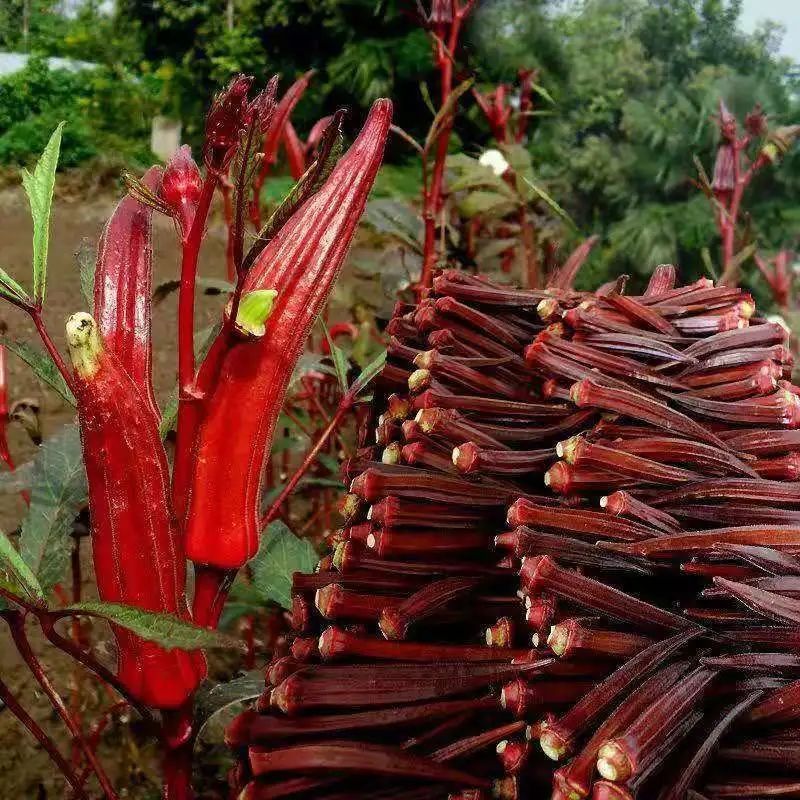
[229,265,800,800]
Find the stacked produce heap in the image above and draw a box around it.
[228,265,800,800]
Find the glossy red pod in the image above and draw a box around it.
[67,313,205,709]
[185,99,392,573]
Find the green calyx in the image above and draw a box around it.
[65,312,104,379]
[228,289,278,338]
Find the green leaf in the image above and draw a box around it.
[21,122,64,306]
[62,600,241,651]
[250,520,317,610]
[0,527,44,605]
[519,175,578,231]
[457,190,517,220]
[1,338,76,406]
[19,424,87,595]
[531,82,555,105]
[321,321,350,394]
[351,349,386,397]
[0,266,30,307]
[194,671,264,733]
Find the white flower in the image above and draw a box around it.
[479,149,509,177]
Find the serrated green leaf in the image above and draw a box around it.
[22,122,64,306]
[351,349,386,397]
[63,600,241,651]
[250,520,317,610]
[1,338,75,406]
[0,266,30,306]
[0,527,44,605]
[194,671,264,733]
[19,424,86,595]
[321,322,349,394]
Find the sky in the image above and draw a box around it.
[740,0,800,62]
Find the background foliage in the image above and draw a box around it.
[0,0,798,291]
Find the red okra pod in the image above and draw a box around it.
[723,427,800,455]
[227,697,494,746]
[547,620,653,661]
[753,453,800,480]
[718,737,800,770]
[249,740,488,786]
[576,333,692,365]
[608,436,756,478]
[713,576,800,625]
[185,99,391,575]
[610,526,800,558]
[94,166,161,418]
[552,660,691,798]
[379,577,483,640]
[525,342,628,391]
[600,491,680,534]
[666,387,800,427]
[700,652,800,673]
[545,462,628,495]
[520,556,693,633]
[683,321,787,359]
[494,527,654,575]
[595,667,717,783]
[539,630,699,763]
[435,296,532,347]
[681,359,783,389]
[688,368,776,400]
[66,314,205,708]
[703,778,800,797]
[319,626,530,663]
[600,292,679,336]
[570,380,729,449]
[270,660,551,715]
[667,503,800,527]
[432,273,546,307]
[413,388,567,419]
[452,442,553,475]
[412,351,523,399]
[366,528,494,558]
[656,691,765,800]
[507,499,655,542]
[642,263,677,296]
[368,496,494,528]
[571,439,700,485]
[711,543,800,575]
[651,478,800,507]
[351,466,511,505]
[500,679,595,719]
[315,584,400,622]
[415,408,507,450]
[540,334,686,389]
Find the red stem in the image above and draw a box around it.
[31,308,76,396]
[172,172,218,516]
[0,673,88,799]
[4,610,119,799]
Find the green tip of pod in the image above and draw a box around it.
[228,289,278,338]
[66,312,104,379]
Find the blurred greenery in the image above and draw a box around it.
[0,0,797,294]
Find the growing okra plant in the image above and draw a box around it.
[0,76,391,799]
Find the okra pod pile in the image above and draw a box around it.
[229,264,800,799]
